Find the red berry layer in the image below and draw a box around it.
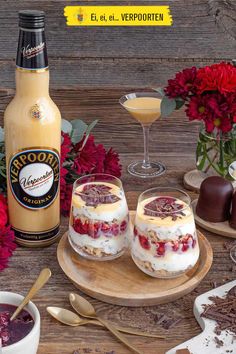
[72,217,129,239]
[134,226,196,256]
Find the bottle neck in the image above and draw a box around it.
[15,27,49,97]
[16,27,48,70]
[15,68,49,97]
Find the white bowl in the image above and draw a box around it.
[0,292,40,354]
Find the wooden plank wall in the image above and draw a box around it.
[0,0,235,154]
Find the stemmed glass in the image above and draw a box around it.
[119,92,165,178]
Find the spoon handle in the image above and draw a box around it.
[10,268,51,321]
[98,317,144,354]
[89,319,164,338]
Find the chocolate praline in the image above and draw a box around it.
[230,192,236,229]
[196,176,233,222]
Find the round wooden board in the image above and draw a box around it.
[192,199,236,239]
[57,214,213,306]
[184,169,236,193]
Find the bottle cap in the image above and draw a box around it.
[19,10,45,29]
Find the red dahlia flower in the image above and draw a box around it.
[196,62,236,95]
[103,148,122,177]
[164,67,197,99]
[0,195,8,229]
[73,135,106,175]
[0,226,16,271]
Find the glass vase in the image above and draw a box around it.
[196,124,236,180]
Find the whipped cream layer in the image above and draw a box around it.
[69,226,129,255]
[72,182,128,222]
[135,196,196,240]
[132,235,199,272]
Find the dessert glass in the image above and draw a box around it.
[131,187,200,278]
[68,173,129,260]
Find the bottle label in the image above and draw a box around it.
[16,29,48,69]
[9,148,60,210]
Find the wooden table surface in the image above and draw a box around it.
[1,89,236,354]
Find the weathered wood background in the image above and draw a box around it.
[1,1,236,353]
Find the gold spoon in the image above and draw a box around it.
[69,293,144,354]
[10,268,52,321]
[47,306,164,339]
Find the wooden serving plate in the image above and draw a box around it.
[192,199,236,239]
[184,169,236,193]
[57,212,213,306]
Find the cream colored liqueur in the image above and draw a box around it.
[4,11,61,246]
[123,96,161,125]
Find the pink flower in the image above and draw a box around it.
[165,67,197,99]
[0,226,16,271]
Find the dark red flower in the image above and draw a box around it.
[0,194,8,229]
[165,67,197,99]
[61,132,71,164]
[103,148,122,177]
[138,235,150,250]
[0,226,17,271]
[196,62,236,95]
[60,181,72,216]
[73,135,106,175]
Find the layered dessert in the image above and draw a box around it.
[69,181,129,260]
[131,196,199,278]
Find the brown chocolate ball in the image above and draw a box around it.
[230,192,236,229]
[196,176,233,222]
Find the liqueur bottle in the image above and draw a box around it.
[4,10,61,247]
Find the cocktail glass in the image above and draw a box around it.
[119,92,165,178]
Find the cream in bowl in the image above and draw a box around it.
[0,292,40,354]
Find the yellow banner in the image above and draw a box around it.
[64,6,172,26]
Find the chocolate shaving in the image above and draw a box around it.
[76,184,121,207]
[144,197,185,221]
[214,336,224,348]
[201,285,236,336]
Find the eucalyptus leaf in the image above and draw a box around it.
[80,119,98,149]
[152,87,165,96]
[71,128,85,144]
[0,127,4,143]
[71,119,88,132]
[86,119,98,135]
[161,96,176,117]
[175,98,185,110]
[61,119,73,135]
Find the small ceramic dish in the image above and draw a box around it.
[0,291,40,354]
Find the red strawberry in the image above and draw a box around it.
[138,235,150,250]
[73,218,89,234]
[101,222,110,233]
[182,243,189,252]
[88,222,100,239]
[120,220,128,233]
[172,241,179,252]
[111,223,119,236]
[156,242,165,256]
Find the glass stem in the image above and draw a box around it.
[142,124,151,169]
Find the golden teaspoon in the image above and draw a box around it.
[69,293,144,354]
[11,268,52,321]
[47,306,164,339]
